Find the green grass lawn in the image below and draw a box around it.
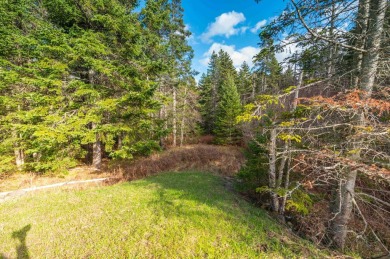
[0,172,326,258]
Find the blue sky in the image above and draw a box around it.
[181,0,287,80]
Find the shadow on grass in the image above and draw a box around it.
[139,172,238,215]
[12,224,31,259]
[128,172,323,258]
[135,172,267,230]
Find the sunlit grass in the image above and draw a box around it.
[0,172,325,258]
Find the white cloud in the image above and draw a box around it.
[240,26,249,34]
[250,19,267,33]
[200,43,260,68]
[187,34,198,45]
[201,11,246,42]
[182,24,198,45]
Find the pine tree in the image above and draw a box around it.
[198,50,238,136]
[253,46,282,93]
[280,66,296,89]
[214,74,242,144]
[237,62,253,104]
[140,0,194,147]
[0,0,161,173]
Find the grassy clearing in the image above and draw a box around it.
[0,172,326,258]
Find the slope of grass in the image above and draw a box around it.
[0,172,326,258]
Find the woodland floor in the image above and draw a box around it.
[0,144,245,193]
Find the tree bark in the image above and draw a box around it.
[327,2,336,78]
[13,105,25,170]
[13,129,24,170]
[117,133,123,150]
[180,86,187,147]
[327,0,387,251]
[88,69,101,170]
[172,87,177,147]
[14,147,25,170]
[159,103,165,148]
[293,71,303,110]
[353,0,370,87]
[269,128,279,212]
[251,74,256,100]
[280,146,292,215]
[360,0,387,95]
[92,123,102,170]
[329,169,358,250]
[328,112,367,250]
[276,141,289,215]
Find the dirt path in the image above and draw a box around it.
[0,178,108,203]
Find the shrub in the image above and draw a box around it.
[235,134,269,203]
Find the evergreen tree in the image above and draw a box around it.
[0,0,162,173]
[237,62,253,104]
[214,74,242,144]
[253,46,282,93]
[217,49,237,86]
[198,50,238,136]
[140,0,194,147]
[280,66,296,89]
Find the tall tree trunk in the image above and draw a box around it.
[329,168,358,250]
[327,2,336,78]
[14,144,25,170]
[92,123,102,170]
[360,0,387,95]
[89,69,101,170]
[353,0,370,87]
[280,146,292,215]
[211,79,217,132]
[159,105,165,148]
[327,0,387,251]
[180,86,187,147]
[293,71,303,110]
[276,141,289,215]
[327,105,368,251]
[332,0,386,247]
[13,105,25,170]
[172,87,177,147]
[251,74,256,100]
[117,133,123,150]
[269,128,279,212]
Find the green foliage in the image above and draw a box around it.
[278,133,302,143]
[198,50,239,136]
[286,189,313,216]
[236,134,269,197]
[214,74,242,144]
[236,62,253,105]
[238,132,312,216]
[0,0,194,174]
[237,94,279,124]
[253,43,282,92]
[283,85,297,94]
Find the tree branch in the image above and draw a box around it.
[290,0,367,53]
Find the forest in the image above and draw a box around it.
[0,0,389,258]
